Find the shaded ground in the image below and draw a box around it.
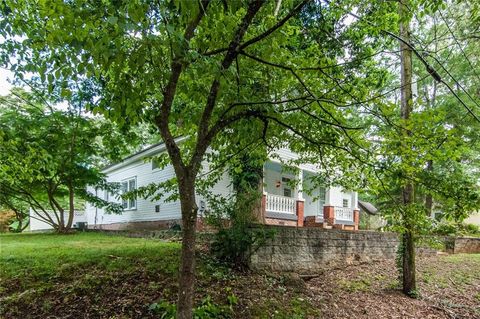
[0,232,479,318]
[306,254,480,319]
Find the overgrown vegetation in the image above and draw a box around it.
[149,293,238,319]
[207,151,275,269]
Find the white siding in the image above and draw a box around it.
[86,159,181,227]
[29,209,86,231]
[326,187,357,210]
[86,156,234,227]
[196,168,233,216]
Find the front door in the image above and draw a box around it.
[305,187,321,216]
[281,176,293,198]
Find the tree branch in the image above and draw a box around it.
[154,0,210,173]
[203,0,310,56]
[190,0,265,171]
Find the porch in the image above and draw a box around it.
[262,161,359,230]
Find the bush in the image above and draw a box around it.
[210,225,274,269]
[204,150,275,269]
[433,221,480,237]
[0,210,16,232]
[433,221,458,236]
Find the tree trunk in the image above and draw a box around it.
[402,230,416,294]
[66,180,75,230]
[253,174,265,224]
[15,212,29,232]
[20,218,29,232]
[399,0,417,296]
[425,160,433,216]
[176,175,198,319]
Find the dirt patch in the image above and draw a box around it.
[305,255,480,319]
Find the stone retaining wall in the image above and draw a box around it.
[453,237,480,253]
[250,227,402,273]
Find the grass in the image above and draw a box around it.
[338,277,372,292]
[0,232,320,318]
[442,253,480,263]
[1,232,183,318]
[0,232,180,291]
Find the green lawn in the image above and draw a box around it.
[1,232,180,289]
[0,232,317,319]
[0,232,185,318]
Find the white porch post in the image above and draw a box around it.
[352,191,359,210]
[325,187,332,206]
[296,169,305,227]
[297,169,304,200]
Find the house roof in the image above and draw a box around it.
[358,200,378,215]
[101,137,188,173]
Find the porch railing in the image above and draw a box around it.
[334,207,354,221]
[266,194,296,214]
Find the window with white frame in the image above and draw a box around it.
[318,187,326,208]
[121,177,137,210]
[343,198,349,208]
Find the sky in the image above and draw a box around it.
[0,68,13,96]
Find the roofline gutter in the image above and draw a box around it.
[102,136,186,174]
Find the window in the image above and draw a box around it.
[343,199,349,208]
[121,177,137,210]
[152,160,160,170]
[318,187,326,207]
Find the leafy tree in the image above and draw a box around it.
[0,0,402,316]
[0,89,133,232]
[362,0,480,296]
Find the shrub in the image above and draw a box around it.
[433,221,480,237]
[210,225,274,269]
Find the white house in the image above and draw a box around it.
[85,142,360,231]
[29,209,87,231]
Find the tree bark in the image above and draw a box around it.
[66,180,75,230]
[176,174,198,319]
[399,0,417,296]
[253,173,265,223]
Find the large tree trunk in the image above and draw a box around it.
[399,0,417,296]
[177,175,198,319]
[401,184,416,295]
